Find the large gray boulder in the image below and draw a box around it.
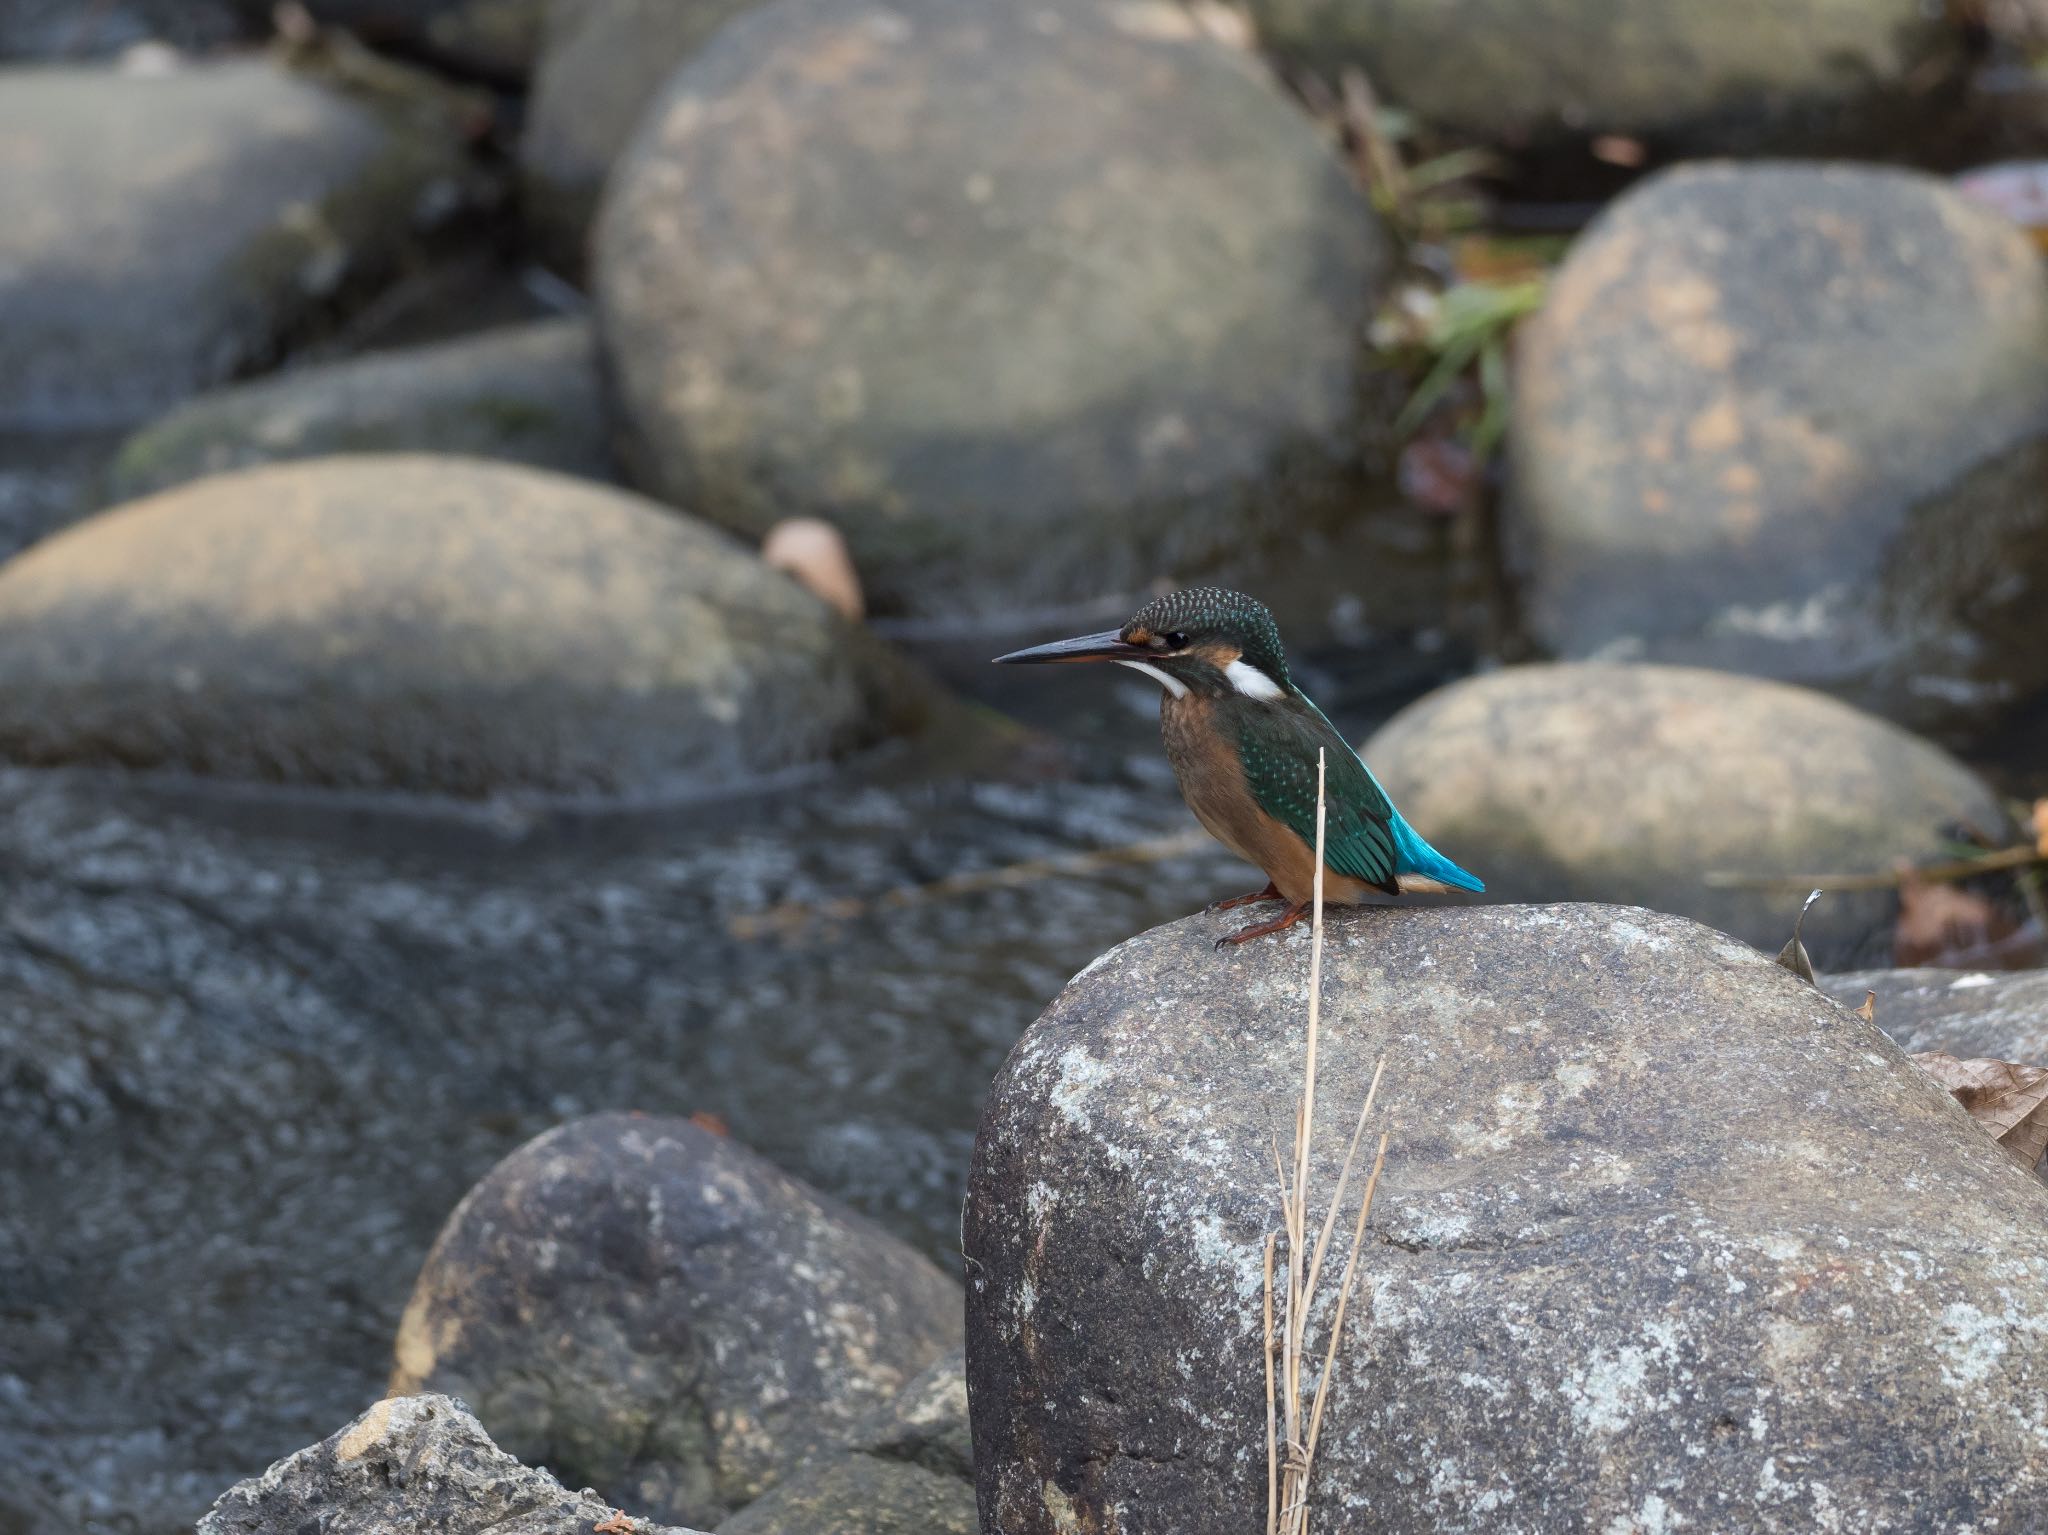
[103,318,616,505]
[1512,161,2048,742]
[717,1350,975,1535]
[522,0,770,269]
[966,903,2048,1533]
[594,0,1394,617]
[201,1394,710,1535]
[0,58,478,429]
[0,455,933,795]
[1827,968,2048,1062]
[1361,662,2008,967]
[391,1113,964,1530]
[1243,0,1964,161]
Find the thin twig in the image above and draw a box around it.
[1703,844,2042,892]
[1299,1061,1386,1322]
[1303,1132,1390,1469]
[1263,1233,1279,1535]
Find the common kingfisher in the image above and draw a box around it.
[994,587,1484,946]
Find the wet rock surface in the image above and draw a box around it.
[966,902,2048,1533]
[0,455,931,795]
[391,1113,963,1529]
[1513,162,2048,742]
[104,318,615,504]
[522,0,769,267]
[1361,662,2007,966]
[200,1393,711,1535]
[1243,0,1964,161]
[1828,968,2048,1062]
[0,57,479,429]
[595,0,1394,617]
[717,1348,974,1535]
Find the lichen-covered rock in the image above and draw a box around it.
[391,1114,963,1529]
[965,903,2048,1533]
[1243,0,1964,161]
[522,0,770,268]
[0,58,479,429]
[104,319,615,504]
[0,455,933,795]
[1827,968,2048,1062]
[200,1394,711,1535]
[1361,662,2008,966]
[1512,162,2048,742]
[718,1350,975,1535]
[595,0,1393,617]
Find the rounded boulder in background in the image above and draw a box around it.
[594,0,1394,617]
[0,455,933,796]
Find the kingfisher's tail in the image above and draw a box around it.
[1386,810,1486,893]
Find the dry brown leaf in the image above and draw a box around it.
[2033,798,2048,860]
[1853,990,1876,1024]
[1912,1051,2048,1170]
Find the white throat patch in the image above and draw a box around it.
[1116,659,1189,699]
[1225,658,1285,701]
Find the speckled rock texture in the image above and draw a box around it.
[104,318,615,505]
[1361,663,2008,967]
[1828,968,2048,1063]
[718,1350,975,1535]
[0,58,478,429]
[594,0,1393,617]
[1243,0,1963,160]
[199,1393,710,1535]
[522,0,770,268]
[965,903,2048,1533]
[390,1114,964,1530]
[1513,162,2048,742]
[0,455,933,795]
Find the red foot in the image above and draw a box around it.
[1210,881,1283,913]
[1217,900,1312,948]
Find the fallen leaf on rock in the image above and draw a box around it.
[1911,1051,2048,1170]
[687,1111,729,1137]
[1775,889,1823,986]
[2033,798,2048,858]
[1894,868,2014,967]
[1853,990,1876,1024]
[592,1513,635,1535]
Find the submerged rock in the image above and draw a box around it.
[522,0,769,268]
[718,1350,975,1535]
[0,455,932,795]
[1361,662,2007,966]
[595,0,1393,617]
[1243,0,1964,163]
[391,1113,963,1529]
[0,57,479,429]
[200,1394,710,1535]
[1827,968,2048,1063]
[104,318,615,505]
[1512,162,2048,742]
[965,903,2048,1533]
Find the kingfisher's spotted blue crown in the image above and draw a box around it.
[995,586,1484,947]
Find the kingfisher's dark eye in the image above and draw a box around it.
[1162,631,1189,649]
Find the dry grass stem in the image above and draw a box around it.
[1262,749,1391,1534]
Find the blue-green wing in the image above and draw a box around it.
[1227,700,1398,893]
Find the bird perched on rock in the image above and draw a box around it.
[996,586,1483,946]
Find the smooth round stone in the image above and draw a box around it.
[0,455,932,795]
[594,0,1393,616]
[1362,662,2010,965]
[1511,162,2048,742]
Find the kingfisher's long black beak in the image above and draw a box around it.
[992,630,1146,665]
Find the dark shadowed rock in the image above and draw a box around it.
[200,1393,710,1535]
[718,1350,974,1535]
[390,1113,963,1529]
[1361,662,2008,966]
[965,903,2048,1533]
[595,0,1394,617]
[1243,0,1964,162]
[0,58,480,429]
[0,455,934,795]
[1827,968,2048,1062]
[522,0,770,268]
[104,318,615,504]
[239,0,547,79]
[0,0,249,56]
[1513,162,2048,742]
